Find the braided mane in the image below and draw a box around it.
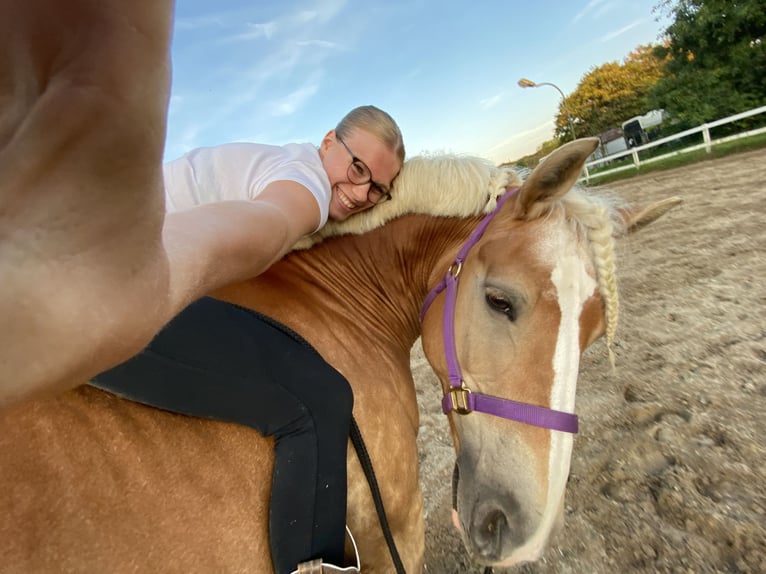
[554,187,626,367]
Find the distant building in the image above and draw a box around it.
[622,109,666,147]
[599,127,628,156]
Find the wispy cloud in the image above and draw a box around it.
[486,120,554,152]
[174,14,228,31]
[270,77,322,117]
[169,94,185,109]
[293,0,349,26]
[403,67,422,79]
[484,119,555,162]
[572,0,609,24]
[600,18,644,42]
[165,122,205,159]
[480,93,504,110]
[296,40,340,49]
[229,22,277,42]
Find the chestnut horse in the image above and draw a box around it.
[0,138,679,572]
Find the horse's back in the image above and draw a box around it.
[0,385,274,572]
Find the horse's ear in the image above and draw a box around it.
[617,197,682,234]
[513,138,599,219]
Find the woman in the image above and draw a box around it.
[93,105,405,574]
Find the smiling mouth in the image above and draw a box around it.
[336,187,359,211]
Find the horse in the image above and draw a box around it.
[0,138,680,572]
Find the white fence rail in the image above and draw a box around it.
[581,105,766,183]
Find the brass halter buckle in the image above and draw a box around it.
[448,383,472,415]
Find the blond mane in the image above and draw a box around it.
[292,154,520,250]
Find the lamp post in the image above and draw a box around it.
[517,78,577,142]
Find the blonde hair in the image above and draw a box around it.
[336,105,405,165]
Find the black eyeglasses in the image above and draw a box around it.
[336,134,392,204]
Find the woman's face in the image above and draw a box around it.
[319,129,401,221]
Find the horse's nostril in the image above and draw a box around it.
[467,493,529,562]
[472,508,509,560]
[483,509,507,540]
[452,463,460,512]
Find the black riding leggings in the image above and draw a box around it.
[91,297,353,574]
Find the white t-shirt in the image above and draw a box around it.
[163,142,332,232]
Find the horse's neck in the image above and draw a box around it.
[301,213,479,334]
[214,213,478,359]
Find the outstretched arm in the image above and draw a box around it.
[0,0,325,411]
[161,181,322,319]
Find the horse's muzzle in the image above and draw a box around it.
[453,461,532,564]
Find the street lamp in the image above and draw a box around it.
[517,77,577,142]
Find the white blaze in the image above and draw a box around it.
[550,254,597,414]
[507,247,597,565]
[547,254,597,530]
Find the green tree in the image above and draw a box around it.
[558,45,666,140]
[649,0,766,128]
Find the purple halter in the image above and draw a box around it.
[419,188,579,434]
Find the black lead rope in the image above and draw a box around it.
[349,417,406,574]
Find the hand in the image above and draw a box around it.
[0,0,174,408]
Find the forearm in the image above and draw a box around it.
[0,200,263,409]
[0,177,315,411]
[161,200,298,318]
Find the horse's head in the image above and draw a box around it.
[420,138,681,567]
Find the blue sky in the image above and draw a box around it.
[165,0,668,164]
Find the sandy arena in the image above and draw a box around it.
[412,148,766,573]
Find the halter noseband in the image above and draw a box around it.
[419,188,579,434]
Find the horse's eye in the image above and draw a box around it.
[485,289,516,321]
